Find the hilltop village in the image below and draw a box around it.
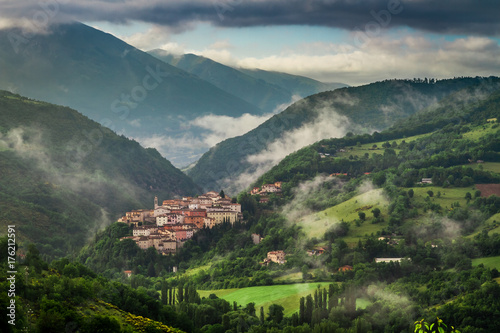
[118,191,242,255]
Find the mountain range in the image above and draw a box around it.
[0,22,345,166]
[148,49,346,113]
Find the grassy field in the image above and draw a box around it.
[183,264,213,277]
[467,213,500,238]
[468,162,500,174]
[461,122,499,141]
[333,121,497,160]
[410,186,472,211]
[297,189,390,243]
[472,256,500,270]
[335,133,432,159]
[273,271,304,283]
[198,283,332,316]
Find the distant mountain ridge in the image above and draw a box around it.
[148,49,347,113]
[0,22,263,166]
[238,68,346,99]
[0,90,200,258]
[188,77,498,194]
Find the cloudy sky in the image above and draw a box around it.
[1,0,499,85]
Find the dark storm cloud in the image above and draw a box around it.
[1,0,499,36]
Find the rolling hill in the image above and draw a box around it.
[188,77,498,194]
[0,91,200,258]
[252,81,500,192]
[244,82,500,245]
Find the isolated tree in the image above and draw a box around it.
[427,190,434,197]
[358,212,366,221]
[408,189,414,198]
[219,189,225,198]
[372,208,381,218]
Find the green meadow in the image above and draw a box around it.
[468,162,500,174]
[335,133,432,159]
[409,186,472,208]
[461,122,499,141]
[298,189,390,243]
[472,255,500,270]
[199,283,331,316]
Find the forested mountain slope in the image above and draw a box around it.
[189,77,498,193]
[0,91,200,258]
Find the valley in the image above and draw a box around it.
[1,10,500,333]
[3,77,500,333]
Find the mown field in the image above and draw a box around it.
[472,255,500,270]
[198,283,332,316]
[409,186,472,211]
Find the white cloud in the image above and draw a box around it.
[281,174,341,222]
[228,106,362,193]
[232,35,500,85]
[158,42,186,55]
[209,40,232,50]
[127,118,141,128]
[190,112,275,147]
[133,111,283,164]
[119,25,173,51]
[192,47,238,67]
